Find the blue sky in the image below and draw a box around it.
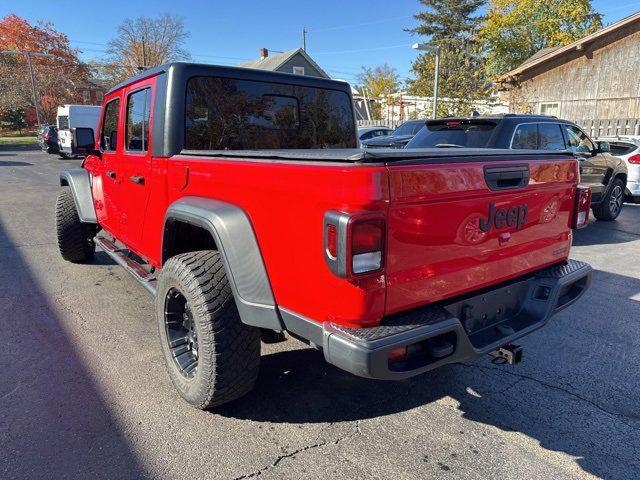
[2,0,639,85]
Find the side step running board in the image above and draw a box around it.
[94,236,157,295]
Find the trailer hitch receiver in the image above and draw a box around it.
[489,344,523,365]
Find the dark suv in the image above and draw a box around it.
[405,114,628,221]
[38,125,59,154]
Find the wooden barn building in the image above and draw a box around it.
[497,12,640,131]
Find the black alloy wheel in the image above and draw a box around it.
[164,287,199,377]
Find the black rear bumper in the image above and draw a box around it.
[282,259,592,380]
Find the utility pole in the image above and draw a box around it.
[302,27,307,51]
[0,50,55,126]
[412,43,440,119]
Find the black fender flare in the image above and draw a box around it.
[59,168,97,224]
[162,197,283,331]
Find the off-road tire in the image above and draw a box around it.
[592,177,625,221]
[55,187,96,263]
[156,251,260,409]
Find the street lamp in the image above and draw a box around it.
[412,42,440,119]
[0,50,56,126]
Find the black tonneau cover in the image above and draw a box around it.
[179,148,574,165]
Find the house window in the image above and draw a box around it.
[82,90,91,104]
[292,66,305,75]
[539,102,559,117]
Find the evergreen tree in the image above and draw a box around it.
[406,0,488,116]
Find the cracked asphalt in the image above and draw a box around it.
[1,147,639,480]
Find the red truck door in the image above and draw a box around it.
[118,79,155,250]
[92,94,124,237]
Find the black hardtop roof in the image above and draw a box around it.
[106,61,351,95]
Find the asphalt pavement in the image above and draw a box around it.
[1,147,639,480]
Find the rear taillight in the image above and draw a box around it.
[351,220,384,274]
[324,211,385,278]
[628,154,640,164]
[572,186,592,229]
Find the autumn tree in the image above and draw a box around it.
[481,0,602,77]
[356,64,401,117]
[406,0,488,116]
[100,13,190,83]
[0,14,90,124]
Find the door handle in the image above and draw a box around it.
[106,171,116,179]
[130,175,145,185]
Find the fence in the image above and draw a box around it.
[357,119,399,129]
[574,118,640,138]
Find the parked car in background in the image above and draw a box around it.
[56,105,101,158]
[38,125,59,154]
[405,114,628,221]
[595,135,640,203]
[357,126,392,143]
[361,119,424,148]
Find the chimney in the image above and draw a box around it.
[259,48,268,60]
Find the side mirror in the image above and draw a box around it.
[72,127,95,156]
[596,141,610,153]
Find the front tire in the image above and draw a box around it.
[156,251,260,409]
[55,187,96,263]
[592,178,625,221]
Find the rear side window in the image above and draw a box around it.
[100,98,120,151]
[609,142,637,156]
[538,123,565,150]
[126,88,151,152]
[185,76,356,150]
[511,124,538,149]
[406,120,496,148]
[58,115,69,130]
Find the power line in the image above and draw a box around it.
[310,15,414,33]
[315,43,414,55]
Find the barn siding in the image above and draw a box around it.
[506,30,640,121]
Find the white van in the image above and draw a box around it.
[56,105,101,157]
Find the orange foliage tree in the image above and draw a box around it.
[0,14,91,124]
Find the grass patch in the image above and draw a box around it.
[0,136,38,146]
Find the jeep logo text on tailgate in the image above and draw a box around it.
[479,202,528,232]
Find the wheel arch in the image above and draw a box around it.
[59,168,97,224]
[161,197,283,331]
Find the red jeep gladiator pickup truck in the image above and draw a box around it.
[56,63,592,409]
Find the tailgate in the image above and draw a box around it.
[385,156,578,315]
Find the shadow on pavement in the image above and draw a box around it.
[0,219,147,479]
[573,204,640,246]
[218,268,640,480]
[0,160,33,166]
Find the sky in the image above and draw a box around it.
[2,0,640,85]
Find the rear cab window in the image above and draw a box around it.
[407,119,497,148]
[184,76,356,150]
[126,88,152,152]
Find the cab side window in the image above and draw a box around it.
[126,88,152,152]
[563,125,595,153]
[100,98,120,151]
